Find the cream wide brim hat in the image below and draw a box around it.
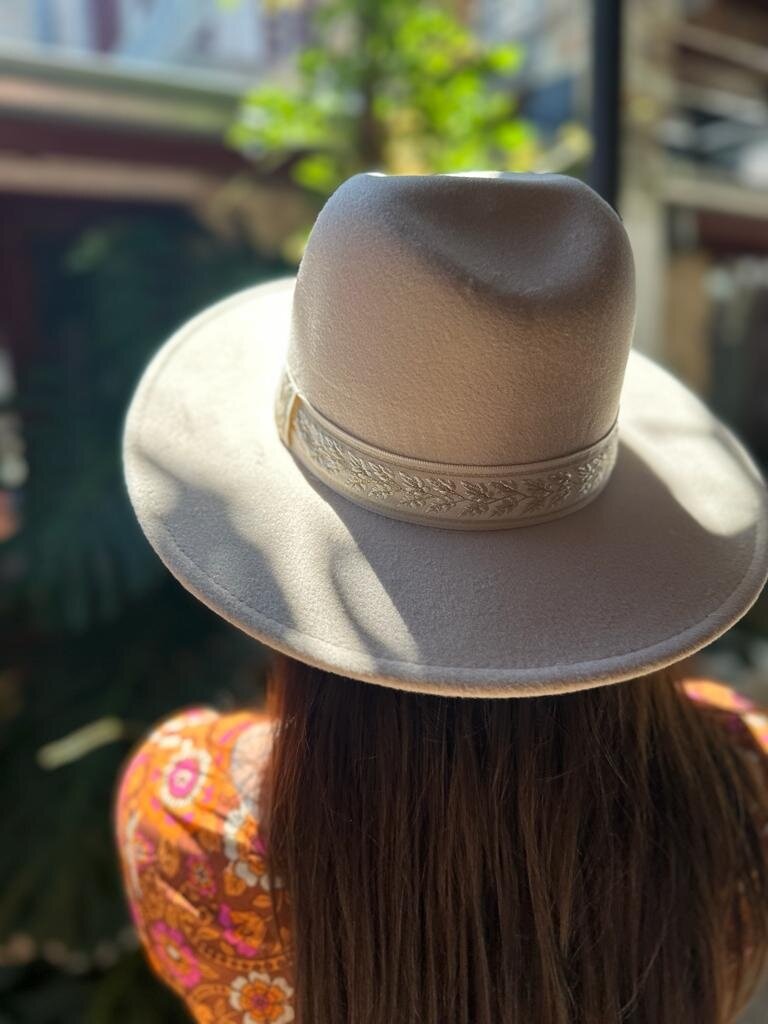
[123,277,768,697]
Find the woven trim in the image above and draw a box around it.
[275,370,618,530]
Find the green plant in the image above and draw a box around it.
[230,0,534,198]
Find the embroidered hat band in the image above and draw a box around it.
[275,369,619,530]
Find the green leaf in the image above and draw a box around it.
[292,153,344,194]
[487,43,523,74]
[494,119,534,151]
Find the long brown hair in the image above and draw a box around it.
[262,655,768,1023]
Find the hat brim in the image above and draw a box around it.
[123,278,768,697]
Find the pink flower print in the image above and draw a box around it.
[148,921,201,989]
[160,739,212,811]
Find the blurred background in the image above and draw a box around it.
[0,0,766,1020]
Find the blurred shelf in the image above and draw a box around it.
[661,170,768,221]
[671,20,768,77]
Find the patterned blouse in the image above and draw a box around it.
[114,681,768,1024]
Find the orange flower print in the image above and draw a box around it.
[157,835,181,879]
[229,971,294,1024]
[218,903,268,957]
[160,740,212,812]
[116,711,297,1022]
[223,803,270,889]
[148,922,201,989]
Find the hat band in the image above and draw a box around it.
[275,370,619,530]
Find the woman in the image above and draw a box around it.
[117,660,768,1023]
[116,173,768,1023]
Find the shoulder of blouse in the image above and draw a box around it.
[682,678,768,755]
[113,707,295,1024]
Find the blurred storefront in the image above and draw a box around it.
[0,49,248,555]
[623,0,768,462]
[0,5,318,555]
[0,0,314,74]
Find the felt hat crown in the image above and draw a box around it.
[278,172,634,529]
[123,172,768,696]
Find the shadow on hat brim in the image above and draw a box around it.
[122,279,768,697]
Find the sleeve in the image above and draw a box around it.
[741,707,768,757]
[682,679,768,755]
[114,708,295,1024]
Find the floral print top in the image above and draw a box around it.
[114,680,768,1024]
[115,708,294,1024]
